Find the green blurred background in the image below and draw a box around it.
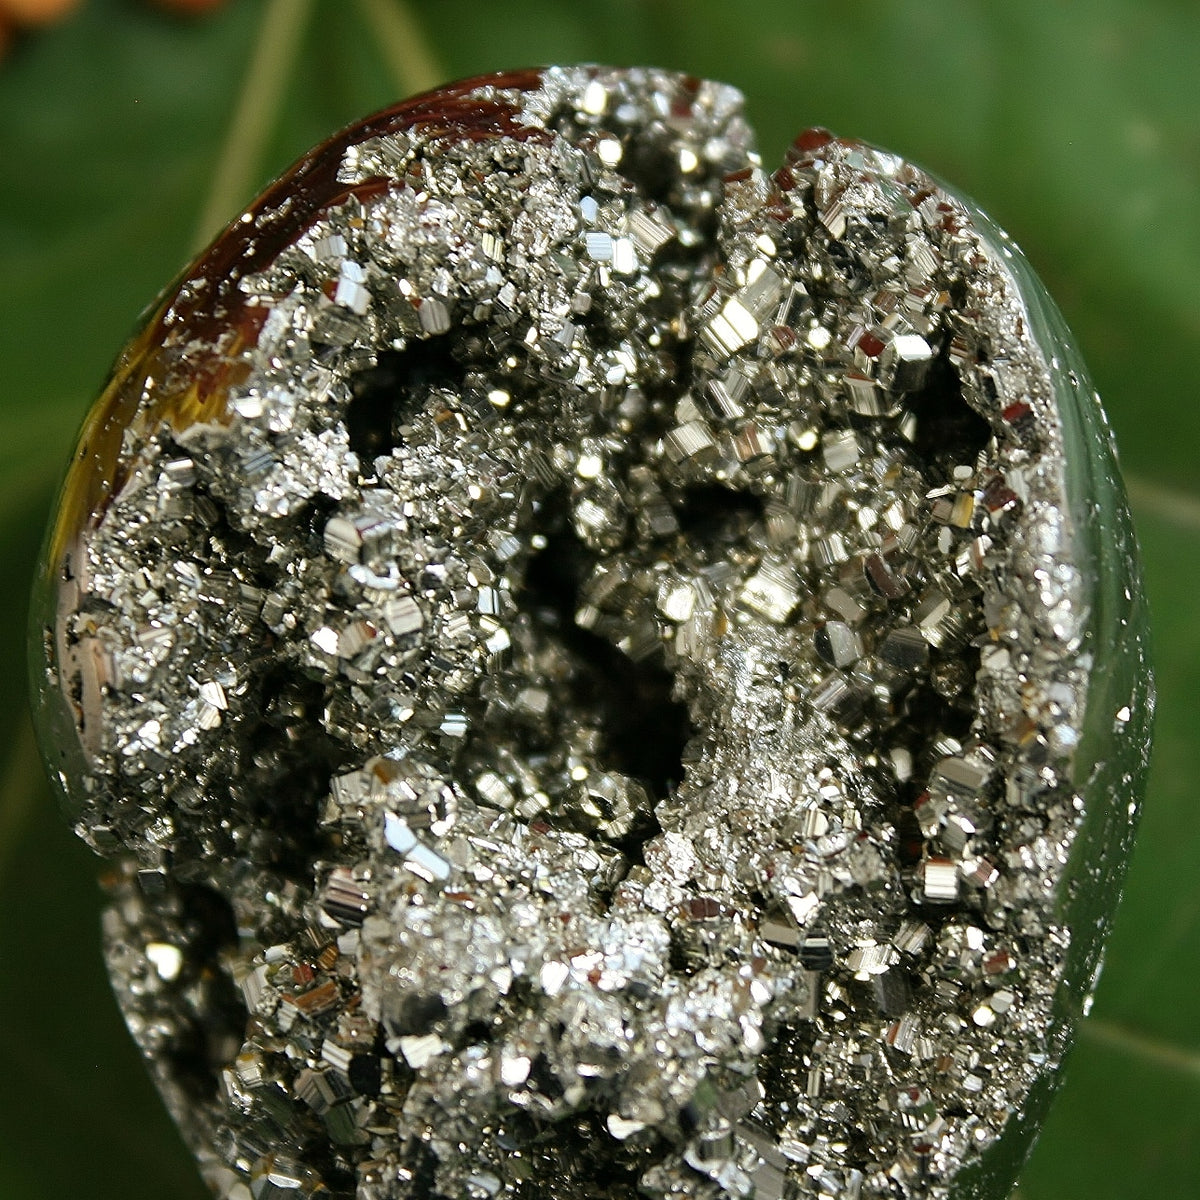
[1,1,1197,1196]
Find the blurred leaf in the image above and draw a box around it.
[1020,1025,1200,1199]
[1,2,1197,1197]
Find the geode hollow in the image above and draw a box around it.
[32,67,1152,1200]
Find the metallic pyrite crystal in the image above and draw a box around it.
[32,67,1152,1200]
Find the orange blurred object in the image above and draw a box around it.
[0,0,81,25]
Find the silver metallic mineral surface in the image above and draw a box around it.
[36,66,1117,1200]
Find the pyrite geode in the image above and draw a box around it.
[32,67,1152,1200]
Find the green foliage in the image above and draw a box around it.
[1,2,1195,1196]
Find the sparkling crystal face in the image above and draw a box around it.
[32,67,1150,1200]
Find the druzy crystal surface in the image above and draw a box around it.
[32,67,1152,1200]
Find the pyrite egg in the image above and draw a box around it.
[31,67,1153,1200]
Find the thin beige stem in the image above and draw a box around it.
[191,0,317,252]
[1126,473,1200,533]
[356,0,445,98]
[1082,1016,1200,1080]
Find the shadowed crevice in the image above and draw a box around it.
[520,492,691,805]
[344,334,466,461]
